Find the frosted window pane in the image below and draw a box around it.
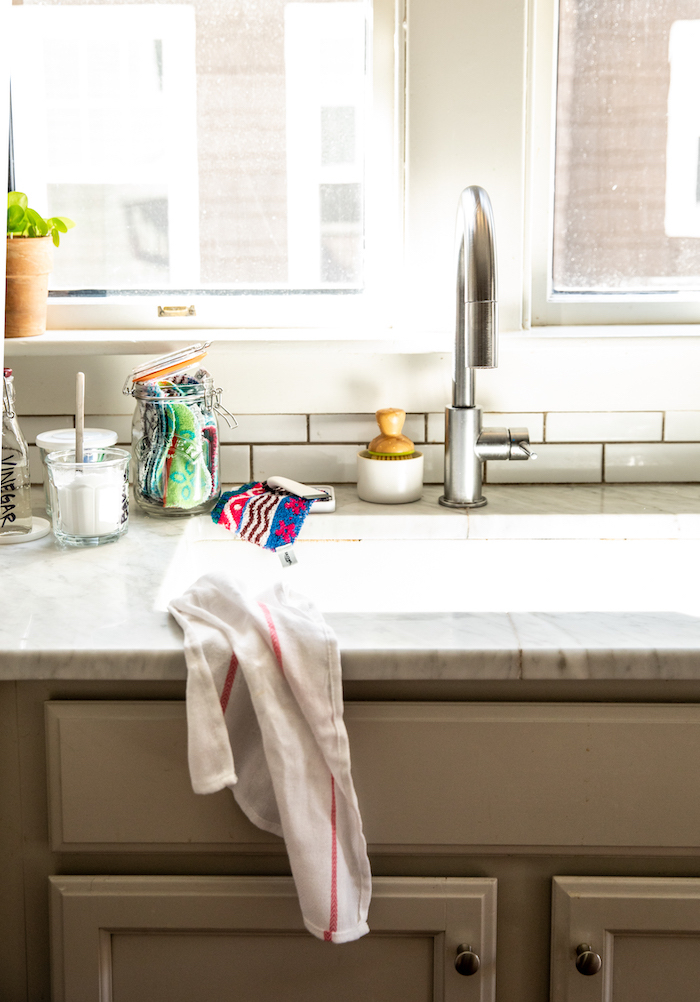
[553,0,700,293]
[15,0,367,293]
[321,107,356,165]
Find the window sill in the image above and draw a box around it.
[3,328,455,356]
[5,324,700,357]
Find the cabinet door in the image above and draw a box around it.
[50,876,496,1002]
[551,876,700,1001]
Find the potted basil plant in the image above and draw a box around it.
[5,192,75,338]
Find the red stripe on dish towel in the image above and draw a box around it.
[324,775,339,942]
[219,652,239,714]
[259,602,284,675]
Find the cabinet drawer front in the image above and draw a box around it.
[46,701,700,851]
[50,876,497,1002]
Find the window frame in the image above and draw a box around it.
[20,0,403,335]
[16,0,699,342]
[527,0,700,327]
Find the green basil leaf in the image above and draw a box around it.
[25,208,49,235]
[7,192,28,209]
[7,204,25,227]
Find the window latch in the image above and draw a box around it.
[158,305,196,317]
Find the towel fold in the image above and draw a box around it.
[169,573,371,943]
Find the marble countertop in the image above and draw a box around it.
[3,483,700,682]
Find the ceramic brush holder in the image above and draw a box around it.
[357,408,424,503]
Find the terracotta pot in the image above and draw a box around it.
[5,236,53,338]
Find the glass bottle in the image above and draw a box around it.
[1,369,33,535]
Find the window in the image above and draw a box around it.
[530,0,700,324]
[10,0,397,331]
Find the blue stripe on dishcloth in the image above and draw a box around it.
[264,494,312,550]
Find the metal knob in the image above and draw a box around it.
[509,427,537,461]
[455,944,481,976]
[575,943,602,976]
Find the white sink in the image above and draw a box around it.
[156,527,699,616]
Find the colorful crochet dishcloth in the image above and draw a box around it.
[212,482,312,551]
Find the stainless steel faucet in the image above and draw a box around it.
[439,186,536,509]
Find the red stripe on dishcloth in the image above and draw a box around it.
[324,775,339,942]
[259,602,284,675]
[219,652,239,713]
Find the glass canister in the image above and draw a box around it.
[46,447,130,546]
[36,427,118,517]
[129,371,226,518]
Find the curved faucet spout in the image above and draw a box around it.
[440,185,533,509]
[454,186,498,408]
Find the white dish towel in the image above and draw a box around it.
[169,572,371,943]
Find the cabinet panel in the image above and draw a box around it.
[46,701,700,851]
[551,876,700,1001]
[45,702,280,851]
[49,876,497,1002]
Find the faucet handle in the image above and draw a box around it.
[509,428,537,461]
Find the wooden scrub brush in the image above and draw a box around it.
[367,408,415,459]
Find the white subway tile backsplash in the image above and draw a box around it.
[427,413,444,442]
[486,444,602,483]
[18,416,73,445]
[546,411,662,443]
[486,413,544,443]
[220,446,251,485]
[427,412,544,443]
[85,414,133,444]
[664,412,700,442]
[221,414,307,444]
[605,443,700,482]
[253,445,362,483]
[420,444,445,484]
[310,413,425,444]
[11,355,145,415]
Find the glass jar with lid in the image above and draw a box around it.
[124,344,236,518]
[36,427,118,517]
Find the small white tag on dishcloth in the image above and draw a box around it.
[276,544,298,568]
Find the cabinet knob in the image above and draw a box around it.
[455,944,481,976]
[575,943,602,976]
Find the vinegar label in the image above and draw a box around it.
[1,449,31,529]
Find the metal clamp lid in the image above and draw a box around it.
[122,341,212,395]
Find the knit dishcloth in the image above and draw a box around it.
[136,376,218,508]
[212,482,312,550]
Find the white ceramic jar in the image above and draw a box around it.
[356,450,424,504]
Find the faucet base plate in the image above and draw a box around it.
[438,494,487,509]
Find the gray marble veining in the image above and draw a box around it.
[3,484,700,681]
